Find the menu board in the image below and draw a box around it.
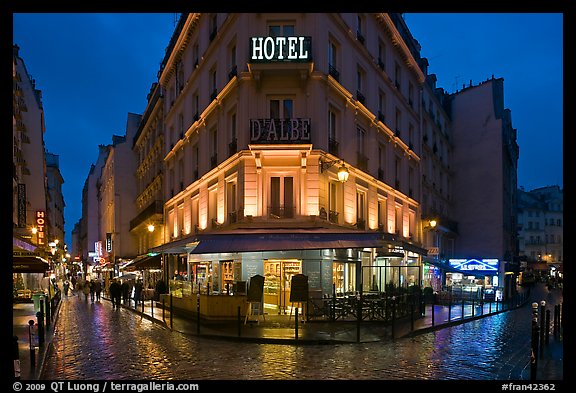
[289,274,309,302]
[307,271,320,290]
[247,274,264,302]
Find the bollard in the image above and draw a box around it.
[151,298,154,319]
[332,283,336,321]
[196,293,200,335]
[170,293,174,330]
[356,292,361,343]
[28,320,36,369]
[448,290,452,322]
[530,302,539,380]
[539,300,546,359]
[391,296,396,340]
[553,305,559,337]
[471,298,475,318]
[295,307,299,340]
[410,302,414,331]
[36,311,44,347]
[461,298,465,320]
[489,300,492,314]
[237,306,241,337]
[545,309,550,344]
[162,297,165,322]
[431,294,435,326]
[44,297,51,329]
[13,336,21,380]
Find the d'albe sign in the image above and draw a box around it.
[250,36,311,62]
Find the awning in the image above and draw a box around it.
[423,259,494,277]
[150,230,432,256]
[122,254,162,272]
[526,263,550,271]
[183,232,387,254]
[13,256,50,273]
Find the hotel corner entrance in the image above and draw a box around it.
[263,259,302,314]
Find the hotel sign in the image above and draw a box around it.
[250,36,311,62]
[449,258,499,272]
[250,118,311,144]
[36,210,45,246]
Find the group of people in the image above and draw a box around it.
[108,278,144,309]
[61,276,103,303]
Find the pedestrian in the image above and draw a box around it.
[121,280,130,305]
[90,280,96,302]
[63,280,70,297]
[82,280,90,301]
[71,275,77,294]
[109,279,121,309]
[94,280,102,302]
[134,279,143,308]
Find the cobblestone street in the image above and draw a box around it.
[39,283,563,381]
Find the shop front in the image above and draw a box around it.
[152,231,426,320]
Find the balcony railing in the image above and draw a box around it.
[329,210,339,224]
[228,65,237,80]
[268,206,295,219]
[356,218,366,230]
[328,138,339,155]
[228,138,237,156]
[357,152,368,171]
[328,64,340,81]
[356,91,366,105]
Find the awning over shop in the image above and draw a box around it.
[122,254,162,272]
[13,255,50,273]
[526,263,550,271]
[155,231,432,255]
[423,259,496,277]
[190,232,385,254]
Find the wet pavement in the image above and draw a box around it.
[13,282,564,381]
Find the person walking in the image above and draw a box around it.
[134,279,143,308]
[63,280,70,298]
[121,280,130,305]
[94,280,102,302]
[109,279,121,309]
[82,280,90,301]
[90,280,96,303]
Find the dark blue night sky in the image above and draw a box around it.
[12,13,563,247]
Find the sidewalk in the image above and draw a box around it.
[12,285,563,381]
[12,295,63,380]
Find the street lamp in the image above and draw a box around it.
[148,224,155,232]
[320,158,349,183]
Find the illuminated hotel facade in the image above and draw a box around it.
[145,13,429,313]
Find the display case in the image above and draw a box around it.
[333,262,345,294]
[221,261,234,292]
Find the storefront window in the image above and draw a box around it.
[333,261,356,295]
[263,259,301,314]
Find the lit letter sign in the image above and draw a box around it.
[250,118,311,144]
[449,258,499,272]
[36,210,45,245]
[250,36,311,63]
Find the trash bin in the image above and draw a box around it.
[32,292,46,313]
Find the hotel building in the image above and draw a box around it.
[144,13,430,314]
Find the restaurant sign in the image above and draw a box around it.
[250,118,311,144]
[448,258,499,272]
[250,36,311,62]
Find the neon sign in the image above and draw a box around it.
[449,258,499,272]
[36,211,45,246]
[250,36,311,62]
